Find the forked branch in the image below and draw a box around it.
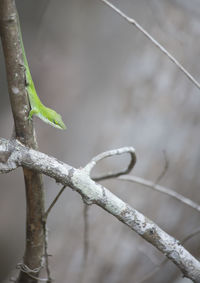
[0,138,200,282]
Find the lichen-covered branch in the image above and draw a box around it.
[0,138,200,282]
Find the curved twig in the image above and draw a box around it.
[84,147,136,181]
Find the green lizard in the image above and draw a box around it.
[18,15,66,130]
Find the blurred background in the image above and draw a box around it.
[0,0,200,282]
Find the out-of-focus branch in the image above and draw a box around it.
[44,185,67,220]
[100,0,200,91]
[0,1,45,282]
[118,175,200,212]
[0,138,200,282]
[155,150,169,184]
[181,227,200,244]
[93,150,200,212]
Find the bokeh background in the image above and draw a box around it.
[1,0,200,282]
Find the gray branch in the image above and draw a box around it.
[0,138,200,282]
[118,175,200,213]
[100,0,200,91]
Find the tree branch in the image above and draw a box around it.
[118,175,200,213]
[100,0,200,91]
[0,138,200,282]
[137,227,200,283]
[0,1,45,282]
[88,147,136,181]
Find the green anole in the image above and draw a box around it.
[18,14,66,130]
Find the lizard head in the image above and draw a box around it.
[39,107,66,130]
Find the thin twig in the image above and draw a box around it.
[118,175,200,212]
[43,186,67,281]
[181,227,200,244]
[43,224,52,283]
[155,150,169,184]
[100,0,200,91]
[37,0,51,27]
[83,204,89,264]
[44,185,67,220]
[85,147,136,181]
[79,204,90,283]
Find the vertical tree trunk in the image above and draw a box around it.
[0,1,45,282]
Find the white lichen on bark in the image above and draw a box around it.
[0,138,200,282]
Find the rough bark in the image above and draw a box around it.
[0,1,45,282]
